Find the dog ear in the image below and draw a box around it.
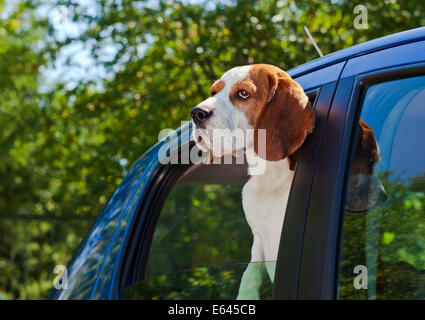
[205,150,214,164]
[254,74,315,161]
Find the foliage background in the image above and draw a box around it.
[0,0,424,299]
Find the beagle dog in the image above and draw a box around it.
[191,64,315,299]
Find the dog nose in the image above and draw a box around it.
[191,107,213,126]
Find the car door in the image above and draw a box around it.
[294,39,425,299]
[115,62,345,300]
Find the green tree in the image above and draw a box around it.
[0,0,424,299]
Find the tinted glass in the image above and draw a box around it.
[122,182,273,300]
[338,75,425,299]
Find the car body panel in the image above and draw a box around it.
[273,62,345,299]
[342,40,425,78]
[289,26,425,78]
[289,61,345,90]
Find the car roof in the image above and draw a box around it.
[288,26,425,78]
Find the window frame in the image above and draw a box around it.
[118,158,191,295]
[274,62,346,299]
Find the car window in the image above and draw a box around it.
[121,166,274,300]
[337,74,425,299]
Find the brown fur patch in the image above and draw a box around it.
[249,64,315,161]
[288,150,299,171]
[238,64,286,126]
[352,119,380,175]
[229,80,257,112]
[210,80,225,96]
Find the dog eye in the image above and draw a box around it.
[238,90,250,100]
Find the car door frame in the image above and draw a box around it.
[273,62,346,299]
[294,39,425,300]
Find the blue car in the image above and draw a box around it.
[50,27,425,300]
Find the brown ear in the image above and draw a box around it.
[254,75,315,161]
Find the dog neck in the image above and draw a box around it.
[244,147,294,194]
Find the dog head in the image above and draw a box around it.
[346,119,387,213]
[191,64,315,162]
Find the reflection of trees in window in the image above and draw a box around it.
[339,172,425,299]
[125,183,272,300]
[123,263,273,300]
[147,184,252,279]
